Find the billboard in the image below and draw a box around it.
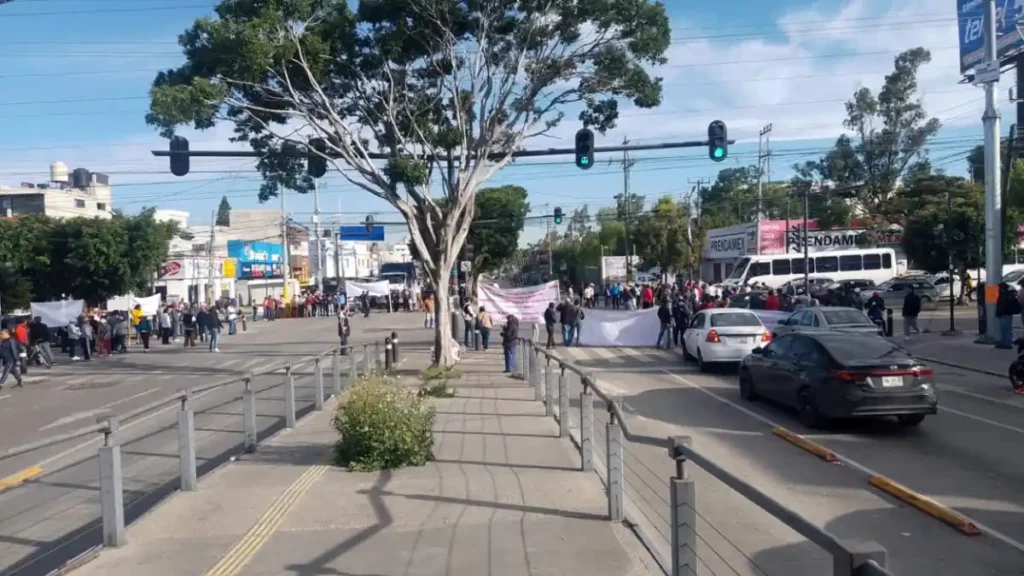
[958,0,1024,74]
[338,225,385,242]
[227,240,284,279]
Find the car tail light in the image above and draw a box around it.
[706,330,721,343]
[912,368,934,378]
[761,331,772,343]
[833,370,859,382]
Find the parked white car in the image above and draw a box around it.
[682,309,772,372]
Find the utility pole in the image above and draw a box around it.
[280,190,292,301]
[546,218,554,278]
[621,137,636,282]
[333,218,343,284]
[756,124,772,220]
[208,211,216,304]
[981,0,1003,343]
[313,179,322,290]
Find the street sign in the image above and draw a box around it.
[958,0,1024,74]
[460,260,471,272]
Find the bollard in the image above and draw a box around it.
[670,440,697,576]
[558,367,570,438]
[606,405,624,522]
[385,337,393,372]
[450,310,460,340]
[178,390,197,491]
[474,329,480,351]
[363,344,372,375]
[374,341,383,372]
[533,350,543,402]
[580,383,594,472]
[544,361,554,418]
[519,340,527,378]
[314,358,325,411]
[332,348,342,395]
[283,366,296,429]
[242,379,257,453]
[885,308,894,337]
[391,331,400,364]
[348,351,358,386]
[99,418,125,547]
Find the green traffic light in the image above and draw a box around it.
[581,157,590,165]
[713,147,725,158]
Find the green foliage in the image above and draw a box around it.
[418,381,456,398]
[632,196,702,273]
[333,376,436,472]
[468,186,529,275]
[216,196,232,226]
[419,365,462,381]
[0,213,177,309]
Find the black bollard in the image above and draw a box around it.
[391,330,399,364]
[384,337,393,372]
[885,308,894,337]
[474,329,480,351]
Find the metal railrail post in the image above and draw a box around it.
[519,340,527,378]
[391,331,399,364]
[363,343,372,375]
[314,358,325,411]
[349,351,358,386]
[670,437,696,576]
[533,349,543,402]
[606,402,624,522]
[99,418,125,547]
[178,389,197,491]
[332,348,342,395]
[580,381,594,472]
[558,366,570,438]
[284,366,296,429]
[544,359,554,418]
[242,378,257,453]
[385,337,393,372]
[835,541,889,576]
[374,340,382,372]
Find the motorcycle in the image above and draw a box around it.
[1010,338,1024,394]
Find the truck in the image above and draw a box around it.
[378,262,418,290]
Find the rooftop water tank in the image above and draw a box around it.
[50,161,68,184]
[72,168,91,189]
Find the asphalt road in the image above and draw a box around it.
[0,311,433,576]
[548,344,1024,576]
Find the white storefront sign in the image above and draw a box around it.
[703,224,757,259]
[601,256,628,283]
[785,229,863,253]
[477,280,560,325]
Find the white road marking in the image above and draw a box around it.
[943,385,1024,409]
[591,347,627,364]
[938,405,1024,435]
[661,370,1024,555]
[39,389,162,431]
[0,394,10,401]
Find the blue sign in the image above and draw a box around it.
[338,225,385,242]
[227,240,284,279]
[958,0,1024,74]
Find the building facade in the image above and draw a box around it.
[0,162,113,219]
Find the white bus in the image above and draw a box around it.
[719,248,898,289]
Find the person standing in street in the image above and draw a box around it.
[656,299,673,349]
[901,285,922,340]
[13,319,29,374]
[160,307,173,344]
[543,302,557,349]
[206,305,223,352]
[29,316,53,368]
[79,315,94,361]
[182,306,197,347]
[96,316,111,357]
[111,313,128,353]
[501,314,520,374]
[476,306,493,351]
[0,331,24,389]
[227,300,238,335]
[997,282,1020,349]
[137,314,153,352]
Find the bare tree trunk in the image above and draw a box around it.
[433,277,455,367]
[469,273,480,303]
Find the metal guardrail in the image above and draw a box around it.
[0,331,404,549]
[515,337,896,576]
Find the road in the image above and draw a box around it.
[546,344,1024,576]
[0,311,433,576]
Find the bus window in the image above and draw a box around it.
[727,258,750,281]
[816,256,839,273]
[839,254,863,271]
[863,253,881,270]
[791,257,814,274]
[882,253,892,269]
[750,262,771,277]
[772,259,792,275]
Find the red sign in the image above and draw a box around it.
[160,261,183,279]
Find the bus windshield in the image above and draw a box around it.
[727,258,750,281]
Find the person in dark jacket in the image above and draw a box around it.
[656,300,673,349]
[181,307,197,348]
[569,299,585,346]
[996,282,1020,349]
[543,303,557,349]
[901,286,922,339]
[0,330,23,388]
[205,306,224,352]
[501,314,520,374]
[29,316,53,368]
[671,299,688,348]
[556,300,573,345]
[338,315,351,355]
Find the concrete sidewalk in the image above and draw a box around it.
[69,350,655,576]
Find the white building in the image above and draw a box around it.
[310,240,378,279]
[153,210,237,305]
[0,162,113,219]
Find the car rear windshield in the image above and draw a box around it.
[822,310,873,325]
[710,313,762,328]
[819,336,911,363]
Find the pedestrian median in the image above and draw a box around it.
[66,344,656,576]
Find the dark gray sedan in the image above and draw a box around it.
[771,307,881,338]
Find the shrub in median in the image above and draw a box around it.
[332,376,435,471]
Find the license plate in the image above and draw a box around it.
[729,337,750,344]
[881,375,903,388]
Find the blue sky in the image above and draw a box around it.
[0,0,992,246]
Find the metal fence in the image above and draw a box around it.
[515,337,895,576]
[0,333,403,552]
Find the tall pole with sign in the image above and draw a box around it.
[982,0,1004,343]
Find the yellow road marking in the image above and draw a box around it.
[204,464,328,576]
[0,465,43,492]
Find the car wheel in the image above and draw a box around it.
[697,349,708,373]
[739,369,757,401]
[920,295,933,308]
[797,388,824,429]
[896,414,926,427]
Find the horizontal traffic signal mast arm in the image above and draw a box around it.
[152,139,737,160]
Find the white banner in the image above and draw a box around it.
[478,280,560,325]
[345,280,391,297]
[31,300,85,326]
[106,293,162,315]
[577,308,662,347]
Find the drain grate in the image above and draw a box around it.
[65,381,119,391]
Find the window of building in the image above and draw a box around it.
[97,202,107,211]
[74,199,86,208]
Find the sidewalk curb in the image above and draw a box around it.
[916,356,1004,379]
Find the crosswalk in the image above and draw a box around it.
[546,346,690,372]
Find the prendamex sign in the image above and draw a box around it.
[786,230,860,252]
[709,235,745,255]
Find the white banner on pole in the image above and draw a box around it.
[477,281,560,325]
[345,280,391,297]
[576,308,661,347]
[107,294,162,315]
[31,300,85,326]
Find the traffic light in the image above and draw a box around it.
[308,138,327,178]
[708,120,727,162]
[364,215,374,233]
[465,244,474,261]
[169,136,189,177]
[553,207,563,225]
[574,128,594,170]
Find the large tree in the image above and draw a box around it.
[147,0,671,366]
[216,196,232,226]
[632,195,699,275]
[465,185,529,290]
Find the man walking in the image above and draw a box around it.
[902,285,922,340]
[0,330,24,389]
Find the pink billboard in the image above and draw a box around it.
[758,219,820,255]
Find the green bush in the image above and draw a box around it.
[418,381,456,398]
[332,376,435,471]
[420,365,463,381]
